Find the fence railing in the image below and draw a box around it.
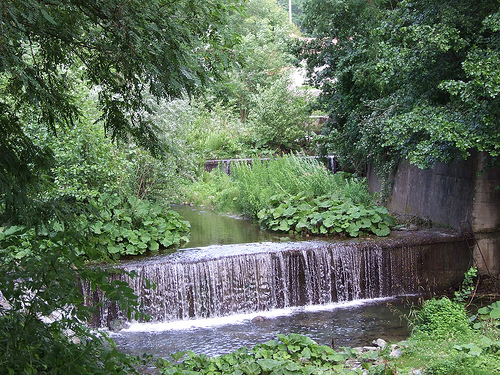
[204,155,337,175]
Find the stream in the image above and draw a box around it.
[112,297,412,358]
[111,206,414,358]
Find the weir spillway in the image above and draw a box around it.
[84,230,471,328]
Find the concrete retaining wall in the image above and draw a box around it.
[367,152,500,276]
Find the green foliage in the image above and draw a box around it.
[0,0,242,219]
[249,74,316,153]
[156,333,357,374]
[412,297,472,339]
[0,2,242,372]
[160,1,318,161]
[26,79,201,208]
[181,0,319,160]
[86,194,190,258]
[138,95,205,199]
[186,170,240,212]
[185,155,391,237]
[471,301,500,332]
[155,333,400,374]
[276,0,307,27]
[454,267,478,304]
[423,357,473,375]
[258,194,392,237]
[421,332,500,375]
[399,272,500,373]
[299,0,500,174]
[186,101,254,160]
[399,332,500,375]
[209,0,299,123]
[231,156,375,217]
[36,95,129,202]
[0,224,142,374]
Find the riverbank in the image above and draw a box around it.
[123,275,500,374]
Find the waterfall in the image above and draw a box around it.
[83,234,469,328]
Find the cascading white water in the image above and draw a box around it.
[83,239,442,328]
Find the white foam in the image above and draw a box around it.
[120,297,396,333]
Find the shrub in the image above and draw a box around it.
[249,74,315,153]
[0,225,141,374]
[86,193,190,258]
[231,155,375,218]
[424,358,470,375]
[186,101,254,159]
[257,193,393,237]
[413,297,472,339]
[184,155,393,237]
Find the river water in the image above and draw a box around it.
[112,297,412,358]
[110,206,413,358]
[175,205,298,247]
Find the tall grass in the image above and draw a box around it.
[184,155,375,220]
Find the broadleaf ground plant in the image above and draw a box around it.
[87,193,190,258]
[258,194,393,237]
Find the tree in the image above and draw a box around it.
[0,0,241,222]
[299,0,500,173]
[249,73,313,153]
[207,0,298,122]
[0,0,241,373]
[276,0,307,27]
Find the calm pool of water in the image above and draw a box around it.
[175,205,299,248]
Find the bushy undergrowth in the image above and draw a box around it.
[156,333,392,375]
[86,193,190,258]
[184,155,393,238]
[411,297,472,339]
[231,156,375,216]
[394,273,500,374]
[0,225,143,375]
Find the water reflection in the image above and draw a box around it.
[175,205,297,248]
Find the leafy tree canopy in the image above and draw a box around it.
[0,1,242,373]
[299,0,500,172]
[0,0,242,221]
[207,0,298,122]
[276,0,307,27]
